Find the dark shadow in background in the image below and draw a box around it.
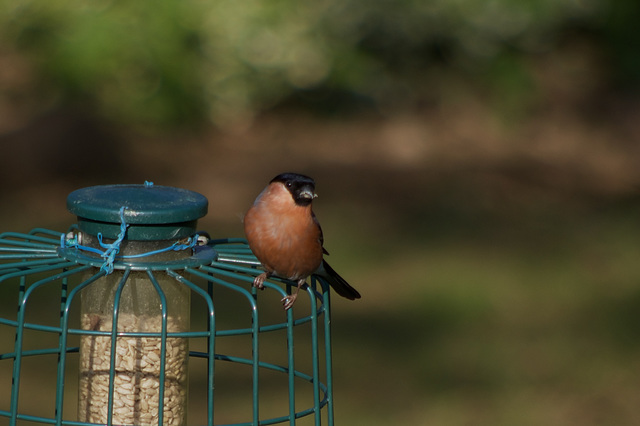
[0,105,126,193]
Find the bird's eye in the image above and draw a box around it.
[285,182,293,188]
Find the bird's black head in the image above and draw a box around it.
[271,173,317,206]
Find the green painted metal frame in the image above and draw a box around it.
[0,228,335,426]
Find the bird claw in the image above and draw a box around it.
[281,294,297,310]
[253,272,268,290]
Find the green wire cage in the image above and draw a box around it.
[0,183,335,426]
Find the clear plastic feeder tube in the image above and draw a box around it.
[78,237,191,426]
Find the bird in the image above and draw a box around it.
[243,172,361,310]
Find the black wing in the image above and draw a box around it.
[311,211,329,255]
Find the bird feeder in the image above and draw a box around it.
[0,183,335,425]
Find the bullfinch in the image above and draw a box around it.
[243,172,361,309]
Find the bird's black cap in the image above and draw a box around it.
[270,172,315,187]
[271,173,316,206]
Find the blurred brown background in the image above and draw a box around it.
[1,0,640,424]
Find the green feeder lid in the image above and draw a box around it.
[67,184,208,241]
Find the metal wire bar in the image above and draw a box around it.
[0,260,79,285]
[166,269,216,426]
[0,261,76,282]
[202,354,330,422]
[287,302,296,425]
[8,262,91,426]
[186,264,263,425]
[0,231,62,246]
[147,270,169,426]
[106,269,132,426]
[252,289,260,426]
[0,410,92,426]
[28,228,66,239]
[309,285,322,425]
[56,265,70,426]
[321,280,335,426]
[0,248,59,256]
[55,268,106,426]
[184,266,261,318]
[195,264,326,335]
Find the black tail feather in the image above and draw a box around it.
[321,260,361,300]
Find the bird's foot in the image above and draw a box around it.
[253,272,269,290]
[281,278,306,310]
[281,293,298,310]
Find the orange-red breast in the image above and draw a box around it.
[244,173,361,309]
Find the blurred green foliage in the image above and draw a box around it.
[0,0,631,127]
